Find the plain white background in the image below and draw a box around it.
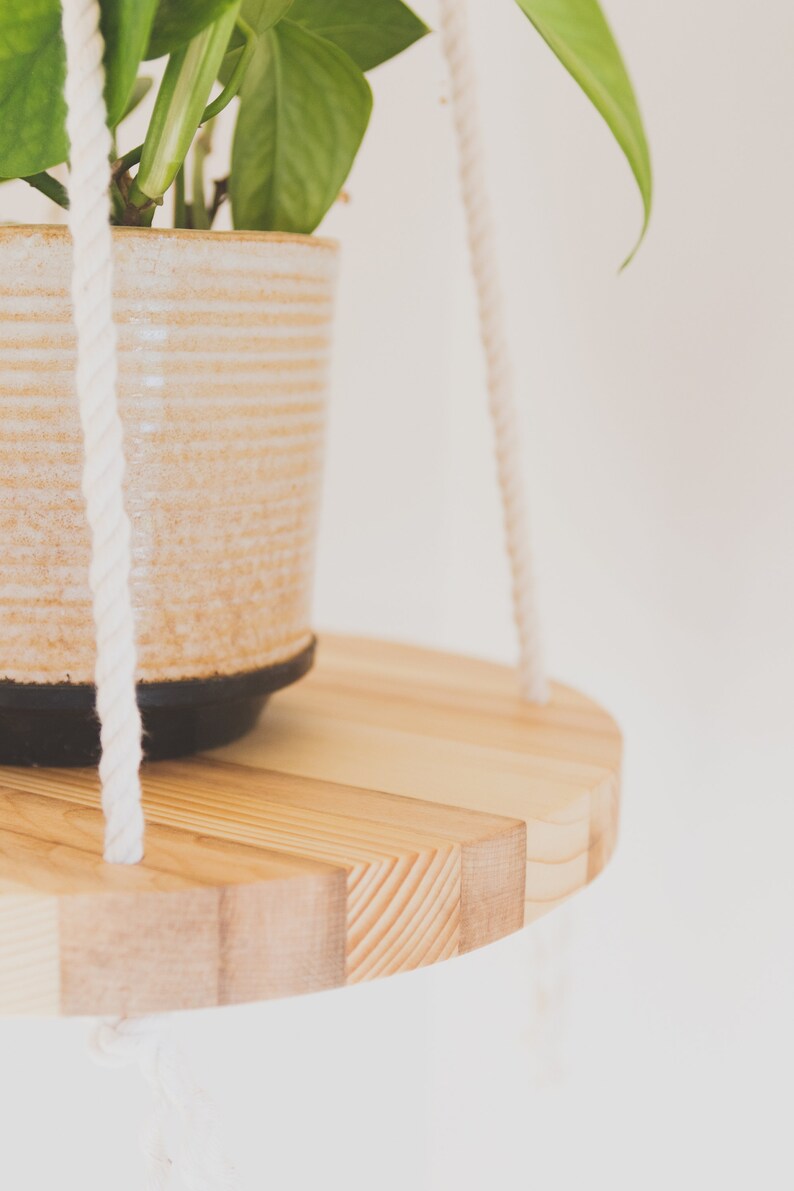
[2,0,793,1187]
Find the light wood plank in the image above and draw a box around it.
[0,635,620,1014]
[217,635,622,918]
[0,885,59,1015]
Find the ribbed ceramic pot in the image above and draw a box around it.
[0,226,337,765]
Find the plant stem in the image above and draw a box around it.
[23,172,69,211]
[208,176,229,224]
[110,179,126,224]
[202,15,256,123]
[173,165,187,228]
[191,123,213,230]
[119,175,158,225]
[113,144,144,180]
[135,5,241,205]
[116,12,254,228]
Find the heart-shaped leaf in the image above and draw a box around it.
[0,0,67,177]
[287,0,428,72]
[0,0,162,177]
[230,20,372,232]
[514,0,651,260]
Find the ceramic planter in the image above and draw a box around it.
[0,226,337,764]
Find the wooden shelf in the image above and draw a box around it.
[0,635,621,1016]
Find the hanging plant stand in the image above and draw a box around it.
[0,635,621,1017]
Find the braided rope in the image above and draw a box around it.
[92,1017,239,1191]
[439,0,548,703]
[61,0,145,862]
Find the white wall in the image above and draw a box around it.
[2,1,793,1187]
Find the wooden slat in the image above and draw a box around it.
[0,635,620,1014]
[218,635,622,919]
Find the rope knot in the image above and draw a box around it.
[90,1016,166,1081]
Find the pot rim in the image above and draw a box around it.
[0,222,338,252]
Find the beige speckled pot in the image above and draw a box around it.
[0,225,337,764]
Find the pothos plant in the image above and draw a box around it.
[0,0,651,249]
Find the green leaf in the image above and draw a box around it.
[101,0,159,125]
[119,75,153,122]
[287,0,427,71]
[218,0,292,84]
[0,0,161,177]
[0,0,67,177]
[230,20,372,233]
[147,0,240,59]
[514,0,651,261]
[241,0,294,34]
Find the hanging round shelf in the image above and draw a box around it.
[0,635,621,1017]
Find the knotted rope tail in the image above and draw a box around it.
[61,0,145,862]
[439,0,548,703]
[92,1018,239,1191]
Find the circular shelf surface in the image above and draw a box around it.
[0,635,621,1016]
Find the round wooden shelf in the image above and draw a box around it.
[0,635,621,1016]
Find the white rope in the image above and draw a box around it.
[61,14,233,1184]
[91,1017,239,1191]
[439,0,548,703]
[61,0,145,861]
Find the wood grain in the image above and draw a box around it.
[0,635,620,1014]
[219,636,623,921]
